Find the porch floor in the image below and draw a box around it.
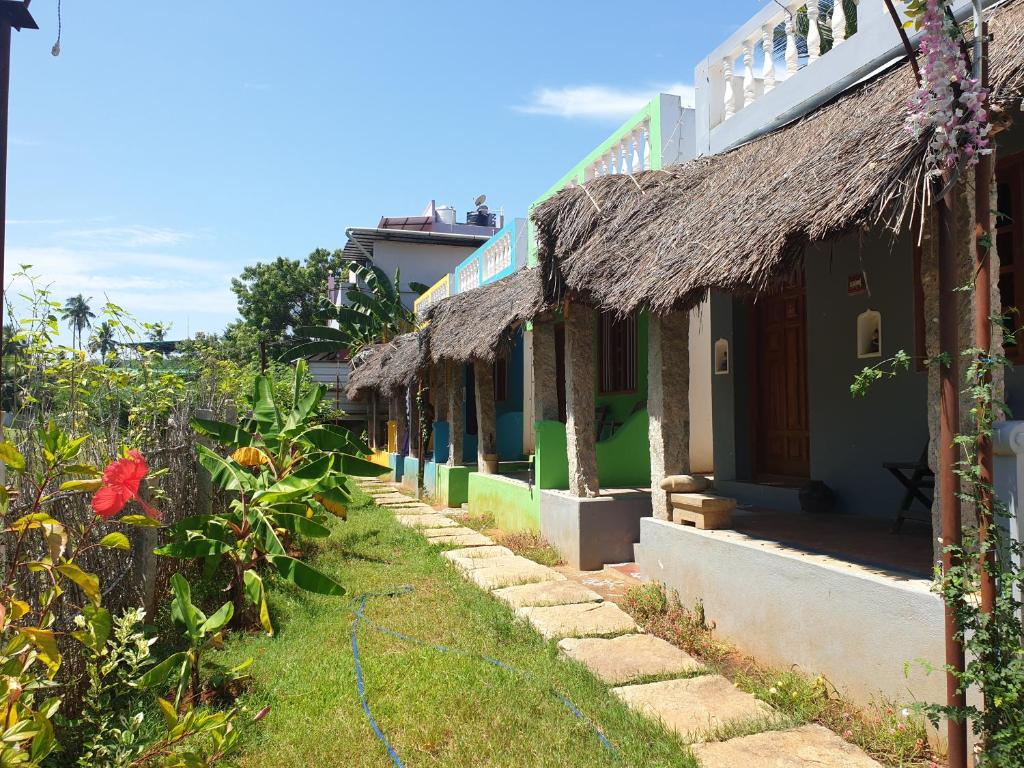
[730,507,933,578]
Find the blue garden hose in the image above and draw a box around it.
[348,587,619,766]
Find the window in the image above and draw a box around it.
[599,311,637,394]
[997,153,1024,359]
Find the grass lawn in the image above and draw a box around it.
[218,490,696,768]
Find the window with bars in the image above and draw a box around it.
[599,312,637,394]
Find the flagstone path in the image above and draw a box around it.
[353,478,884,767]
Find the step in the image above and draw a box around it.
[669,493,736,512]
[493,580,603,609]
[467,558,563,590]
[671,507,733,530]
[394,514,459,529]
[691,724,884,767]
[516,602,638,640]
[558,634,702,685]
[442,545,515,566]
[611,675,773,741]
[422,531,495,547]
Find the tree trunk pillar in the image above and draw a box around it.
[474,359,498,474]
[649,312,690,520]
[394,389,409,457]
[532,318,560,422]
[447,363,465,466]
[565,303,599,497]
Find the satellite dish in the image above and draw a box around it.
[474,194,487,207]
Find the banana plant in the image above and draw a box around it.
[159,361,388,634]
[280,261,429,361]
[140,575,247,713]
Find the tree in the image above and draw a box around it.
[230,248,345,344]
[61,294,95,350]
[281,262,426,362]
[147,322,170,343]
[88,321,117,361]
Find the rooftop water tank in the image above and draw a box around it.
[436,205,457,226]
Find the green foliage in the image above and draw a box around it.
[61,294,95,351]
[160,361,386,633]
[280,261,425,362]
[230,248,345,345]
[850,349,913,398]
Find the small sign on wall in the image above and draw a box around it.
[847,272,867,296]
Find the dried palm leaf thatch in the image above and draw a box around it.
[532,0,1024,317]
[425,267,550,364]
[345,332,427,399]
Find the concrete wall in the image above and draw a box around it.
[711,228,928,517]
[636,517,946,707]
[541,490,651,570]
[370,240,481,308]
[467,473,539,531]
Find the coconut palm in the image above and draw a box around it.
[88,321,117,361]
[61,294,95,350]
[147,322,170,343]
[281,262,427,362]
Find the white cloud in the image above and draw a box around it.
[56,225,198,248]
[516,82,695,120]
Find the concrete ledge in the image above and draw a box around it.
[714,480,800,512]
[636,517,944,707]
[540,489,651,570]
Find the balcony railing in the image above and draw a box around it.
[712,1,861,132]
[413,274,451,320]
[453,219,526,294]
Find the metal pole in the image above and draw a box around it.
[0,19,12,406]
[973,3,997,620]
[938,191,969,768]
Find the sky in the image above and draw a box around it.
[5,0,758,343]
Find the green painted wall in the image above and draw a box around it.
[534,409,651,491]
[468,474,540,532]
[436,465,473,508]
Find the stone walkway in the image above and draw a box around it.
[355,478,884,767]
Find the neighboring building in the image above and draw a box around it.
[318,199,501,431]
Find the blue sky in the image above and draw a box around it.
[5,0,756,342]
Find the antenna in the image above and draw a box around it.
[474,194,487,207]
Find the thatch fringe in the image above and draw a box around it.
[425,268,550,365]
[344,332,427,400]
[532,0,1024,317]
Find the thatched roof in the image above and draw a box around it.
[344,333,426,400]
[532,0,1024,316]
[425,267,550,364]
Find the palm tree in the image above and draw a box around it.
[281,262,426,362]
[147,322,170,343]
[61,294,95,350]
[88,321,117,361]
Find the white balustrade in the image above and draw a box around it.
[806,3,821,63]
[631,128,642,172]
[711,0,860,129]
[619,139,629,175]
[761,24,775,93]
[831,0,847,45]
[578,118,651,182]
[785,13,798,76]
[722,56,736,119]
[742,41,755,107]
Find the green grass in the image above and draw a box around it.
[217,491,696,768]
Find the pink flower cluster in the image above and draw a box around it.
[905,0,990,175]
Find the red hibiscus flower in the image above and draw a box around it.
[91,450,161,520]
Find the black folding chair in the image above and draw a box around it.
[883,444,934,532]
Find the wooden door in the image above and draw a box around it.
[752,277,810,480]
